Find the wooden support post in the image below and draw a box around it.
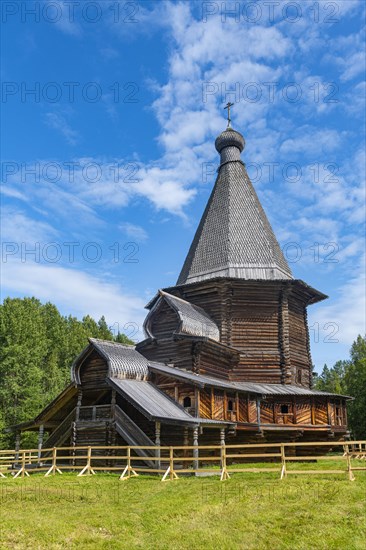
[256,397,261,431]
[195,388,201,417]
[155,421,161,470]
[37,424,44,463]
[235,392,239,422]
[119,447,138,480]
[13,451,29,479]
[211,388,215,418]
[246,394,250,422]
[280,444,287,479]
[75,389,82,422]
[174,384,179,402]
[14,432,21,464]
[45,447,62,477]
[193,427,199,472]
[78,446,96,476]
[344,444,355,481]
[223,391,227,421]
[183,427,189,458]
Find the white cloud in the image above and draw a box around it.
[119,223,148,242]
[2,259,146,341]
[309,259,366,346]
[280,129,343,155]
[45,112,79,145]
[1,207,59,243]
[1,186,27,202]
[51,0,83,36]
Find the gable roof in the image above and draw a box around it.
[144,290,220,341]
[108,378,234,426]
[177,127,292,285]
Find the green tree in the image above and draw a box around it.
[115,331,134,345]
[97,316,113,340]
[0,297,133,448]
[345,335,366,439]
[315,361,348,394]
[315,335,366,439]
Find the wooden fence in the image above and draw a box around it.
[0,440,365,482]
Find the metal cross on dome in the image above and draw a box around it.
[224,102,234,127]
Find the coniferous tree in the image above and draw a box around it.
[0,297,133,448]
[315,335,366,439]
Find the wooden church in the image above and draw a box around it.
[8,113,350,456]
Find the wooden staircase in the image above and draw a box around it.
[114,405,156,467]
[42,404,158,468]
[43,408,76,450]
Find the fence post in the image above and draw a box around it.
[344,444,355,481]
[220,444,230,481]
[78,446,95,476]
[45,447,62,477]
[13,451,29,479]
[119,447,138,480]
[280,444,287,479]
[162,447,178,481]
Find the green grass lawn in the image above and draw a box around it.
[1,461,365,550]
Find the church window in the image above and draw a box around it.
[183,396,192,408]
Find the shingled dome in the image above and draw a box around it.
[215,127,245,153]
[177,125,292,284]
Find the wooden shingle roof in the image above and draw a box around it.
[144,290,220,341]
[177,127,292,285]
[149,363,352,399]
[71,338,149,382]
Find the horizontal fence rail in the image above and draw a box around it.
[0,441,365,482]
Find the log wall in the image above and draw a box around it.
[150,300,179,339]
[79,350,108,389]
[167,280,314,386]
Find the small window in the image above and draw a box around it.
[183,396,191,408]
[227,400,234,412]
[281,404,289,414]
[296,369,302,384]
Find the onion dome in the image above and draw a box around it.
[215,127,245,165]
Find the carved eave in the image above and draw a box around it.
[289,280,328,305]
[146,277,327,309]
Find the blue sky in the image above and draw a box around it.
[1,0,365,370]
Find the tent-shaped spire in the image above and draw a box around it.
[177,125,292,285]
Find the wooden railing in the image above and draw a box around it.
[42,408,76,450]
[0,440,365,481]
